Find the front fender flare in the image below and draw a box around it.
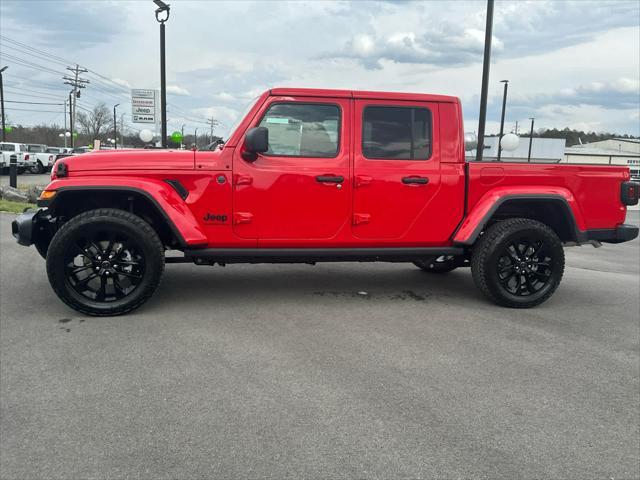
[39,178,208,247]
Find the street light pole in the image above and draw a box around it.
[527,117,535,162]
[113,103,120,149]
[475,0,494,162]
[194,127,198,149]
[181,123,185,149]
[154,0,170,148]
[0,66,8,142]
[497,79,509,162]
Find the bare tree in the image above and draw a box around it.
[76,103,113,141]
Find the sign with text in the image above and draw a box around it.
[131,89,159,124]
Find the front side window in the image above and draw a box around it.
[362,106,432,160]
[258,103,340,157]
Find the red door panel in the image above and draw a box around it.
[233,96,351,241]
[352,100,464,245]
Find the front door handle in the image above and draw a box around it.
[401,176,429,185]
[316,175,344,183]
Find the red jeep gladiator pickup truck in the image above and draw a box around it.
[12,88,639,316]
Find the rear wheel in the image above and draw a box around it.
[33,161,44,174]
[46,208,165,316]
[471,218,564,308]
[414,255,460,273]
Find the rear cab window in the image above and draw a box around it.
[0,144,15,152]
[258,103,340,158]
[362,106,432,160]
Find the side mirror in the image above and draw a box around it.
[242,127,268,160]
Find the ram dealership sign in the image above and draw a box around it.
[131,89,159,124]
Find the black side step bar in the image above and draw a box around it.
[177,247,464,264]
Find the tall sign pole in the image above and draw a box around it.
[160,21,167,147]
[475,0,494,162]
[154,0,170,148]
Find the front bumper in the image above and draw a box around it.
[11,209,47,246]
[585,224,639,244]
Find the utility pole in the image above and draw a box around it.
[497,79,509,162]
[475,0,494,162]
[113,103,120,149]
[207,116,218,142]
[514,120,519,135]
[0,66,7,142]
[63,64,89,148]
[68,92,73,147]
[181,124,185,149]
[527,117,535,162]
[194,127,198,149]
[63,98,68,147]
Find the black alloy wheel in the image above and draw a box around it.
[496,237,554,297]
[46,209,164,316]
[471,218,565,308]
[64,232,145,303]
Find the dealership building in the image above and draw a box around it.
[563,138,640,181]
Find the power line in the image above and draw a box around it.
[5,100,64,105]
[5,107,64,113]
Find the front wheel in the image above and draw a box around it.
[471,218,565,308]
[46,208,165,316]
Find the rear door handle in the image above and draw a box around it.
[401,176,429,185]
[316,175,344,183]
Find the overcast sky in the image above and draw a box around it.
[1,0,639,138]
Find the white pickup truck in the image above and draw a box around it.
[0,142,33,174]
[25,144,55,173]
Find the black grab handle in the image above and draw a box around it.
[316,175,344,183]
[401,176,429,185]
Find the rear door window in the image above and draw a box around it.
[362,106,432,160]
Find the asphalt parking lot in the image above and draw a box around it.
[0,172,51,187]
[1,211,638,479]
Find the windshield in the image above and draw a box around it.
[28,145,45,152]
[225,95,260,142]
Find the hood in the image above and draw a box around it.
[60,149,197,172]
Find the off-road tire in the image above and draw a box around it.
[46,208,165,316]
[414,256,459,273]
[471,218,565,308]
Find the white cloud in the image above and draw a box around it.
[111,78,131,89]
[167,85,190,96]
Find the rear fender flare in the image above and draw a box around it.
[453,188,586,245]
